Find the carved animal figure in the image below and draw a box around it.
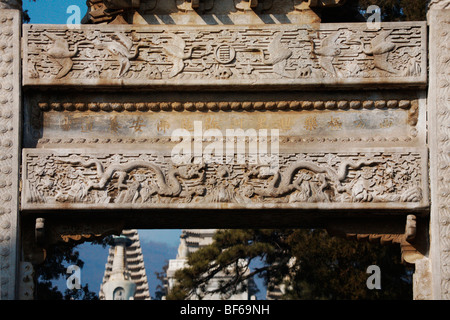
[253,159,378,198]
[46,34,90,79]
[259,32,293,77]
[100,32,146,77]
[311,31,342,77]
[358,30,397,74]
[56,157,205,198]
[163,33,196,78]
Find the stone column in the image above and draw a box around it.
[428,0,450,300]
[0,3,21,300]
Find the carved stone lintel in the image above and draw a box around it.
[23,22,428,88]
[21,149,428,211]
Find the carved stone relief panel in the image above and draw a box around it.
[23,22,427,88]
[21,148,429,211]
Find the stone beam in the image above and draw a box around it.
[20,148,429,212]
[23,22,427,89]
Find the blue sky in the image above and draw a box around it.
[24,0,87,24]
[139,229,182,247]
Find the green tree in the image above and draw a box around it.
[168,229,413,300]
[155,262,169,300]
[35,241,101,300]
[312,0,427,22]
[357,0,427,21]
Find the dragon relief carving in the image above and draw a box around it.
[23,152,425,207]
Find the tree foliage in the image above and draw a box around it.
[167,229,413,300]
[358,0,427,21]
[35,241,101,300]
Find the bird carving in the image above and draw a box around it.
[163,33,196,78]
[312,31,342,77]
[101,32,146,78]
[46,34,89,79]
[361,30,397,74]
[259,32,293,77]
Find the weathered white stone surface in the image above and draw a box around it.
[20,147,429,211]
[13,0,439,301]
[428,4,450,300]
[23,91,426,148]
[23,22,427,88]
[0,9,21,300]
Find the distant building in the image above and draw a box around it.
[99,229,151,300]
[165,229,257,300]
